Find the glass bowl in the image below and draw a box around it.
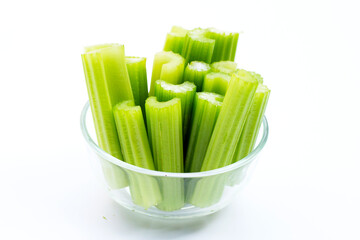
[80,101,268,219]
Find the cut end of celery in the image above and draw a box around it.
[211,61,238,74]
[146,96,181,109]
[188,61,211,72]
[235,69,259,83]
[197,92,224,106]
[202,72,231,95]
[155,80,196,94]
[249,71,264,84]
[125,56,146,63]
[83,43,121,53]
[149,51,185,95]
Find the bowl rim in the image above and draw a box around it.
[80,101,268,178]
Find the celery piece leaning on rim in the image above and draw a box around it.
[149,51,185,95]
[183,61,211,90]
[113,100,161,209]
[232,84,270,163]
[145,97,184,211]
[81,43,134,188]
[163,26,188,54]
[201,69,259,171]
[154,80,196,137]
[202,72,231,96]
[125,57,148,115]
[185,92,224,173]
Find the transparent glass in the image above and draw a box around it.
[80,102,268,219]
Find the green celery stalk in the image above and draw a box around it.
[113,100,161,209]
[163,26,188,54]
[249,71,264,84]
[145,97,184,211]
[185,92,224,172]
[125,57,148,115]
[205,28,239,62]
[210,61,238,74]
[186,174,227,208]
[181,28,215,64]
[154,80,196,136]
[149,51,185,96]
[202,72,231,95]
[232,84,270,162]
[201,69,259,171]
[81,44,134,188]
[183,61,211,90]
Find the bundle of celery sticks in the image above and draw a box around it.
[82,26,270,211]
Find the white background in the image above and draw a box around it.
[0,0,359,239]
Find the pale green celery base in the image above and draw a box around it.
[226,165,249,187]
[156,178,185,211]
[186,175,226,208]
[128,172,162,209]
[100,159,128,189]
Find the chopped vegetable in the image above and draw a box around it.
[210,61,238,74]
[206,28,239,62]
[82,43,134,188]
[154,80,196,136]
[185,92,223,172]
[201,70,259,171]
[181,28,215,64]
[183,61,211,90]
[164,26,188,54]
[232,84,270,162]
[145,97,184,211]
[125,57,148,115]
[113,100,161,209]
[149,51,185,95]
[202,72,231,95]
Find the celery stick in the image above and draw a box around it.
[181,28,215,64]
[205,28,239,62]
[201,70,259,171]
[125,57,148,115]
[145,97,183,171]
[164,26,188,54]
[211,61,237,74]
[145,97,184,211]
[185,92,223,172]
[81,44,134,188]
[149,51,185,96]
[183,61,211,90]
[249,71,264,84]
[113,100,161,209]
[154,80,196,136]
[202,72,231,95]
[232,84,270,162]
[187,174,227,208]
